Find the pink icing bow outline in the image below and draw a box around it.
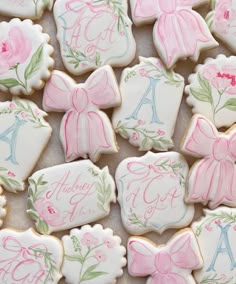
[0,236,48,283]
[128,232,202,284]
[183,115,236,208]
[43,67,120,162]
[133,0,217,68]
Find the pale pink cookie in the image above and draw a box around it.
[127,229,203,283]
[0,228,63,283]
[112,57,184,151]
[0,18,54,95]
[192,207,236,283]
[130,0,218,68]
[0,0,54,19]
[115,151,194,235]
[43,66,120,162]
[0,98,52,193]
[62,224,126,284]
[27,160,116,234]
[186,55,236,128]
[0,187,6,227]
[206,0,236,53]
[53,0,136,75]
[181,114,236,209]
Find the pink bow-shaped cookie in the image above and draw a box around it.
[128,230,203,284]
[43,66,120,162]
[181,115,236,209]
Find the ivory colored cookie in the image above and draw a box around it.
[0,18,54,95]
[192,207,236,284]
[0,228,63,283]
[206,0,236,53]
[115,151,194,235]
[0,98,52,193]
[62,224,126,284]
[27,161,116,234]
[181,114,236,209]
[53,0,136,75]
[112,57,184,151]
[43,66,120,162]
[127,229,203,283]
[0,187,6,227]
[0,0,54,19]
[186,55,236,128]
[130,0,218,68]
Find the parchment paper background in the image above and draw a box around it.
[0,2,230,283]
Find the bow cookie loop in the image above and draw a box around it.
[130,0,218,68]
[181,114,236,209]
[43,66,121,162]
[127,230,203,284]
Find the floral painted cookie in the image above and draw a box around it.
[0,0,54,19]
[0,98,52,193]
[115,151,194,235]
[0,18,54,95]
[130,0,218,68]
[186,55,236,128]
[43,66,120,162]
[53,0,136,75]
[0,188,6,227]
[181,114,236,209]
[112,57,184,151]
[192,207,236,284]
[62,224,126,284]
[27,161,116,234]
[127,229,203,283]
[0,228,63,283]
[206,0,236,53]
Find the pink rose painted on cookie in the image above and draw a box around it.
[214,0,236,33]
[0,27,31,74]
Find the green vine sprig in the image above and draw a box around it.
[95,171,112,212]
[0,167,22,190]
[200,273,233,284]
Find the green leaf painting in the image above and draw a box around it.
[24,44,44,80]
[0,167,23,192]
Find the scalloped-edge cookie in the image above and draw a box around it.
[130,0,218,68]
[192,207,236,284]
[0,0,54,19]
[0,228,63,283]
[115,151,194,235]
[62,224,126,284]
[112,57,184,151]
[127,229,203,283]
[186,54,236,128]
[27,160,116,234]
[53,0,136,75]
[0,18,54,95]
[43,66,120,162]
[0,97,52,193]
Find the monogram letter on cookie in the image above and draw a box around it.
[43,66,120,162]
[130,0,218,68]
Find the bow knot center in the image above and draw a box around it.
[213,138,231,161]
[154,251,172,274]
[71,88,89,112]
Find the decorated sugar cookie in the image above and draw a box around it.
[112,57,184,151]
[62,225,126,284]
[0,188,6,227]
[181,114,236,209]
[0,228,63,283]
[127,229,203,283]
[192,207,236,284]
[0,98,52,193]
[27,161,116,234]
[53,0,136,75]
[206,0,236,53]
[115,151,194,235]
[0,19,54,95]
[130,0,218,68]
[43,66,120,162]
[0,0,54,19]
[186,55,236,128]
